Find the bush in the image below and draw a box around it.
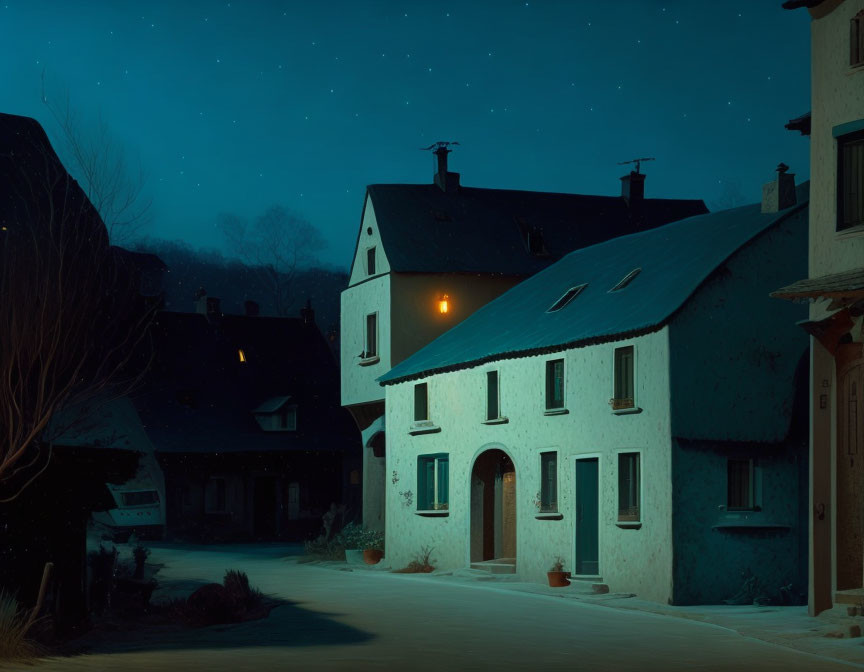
[223,569,262,610]
[0,590,41,662]
[335,522,364,549]
[392,546,435,574]
[303,534,346,560]
[360,528,385,552]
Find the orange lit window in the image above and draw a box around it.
[439,294,449,314]
[238,349,247,363]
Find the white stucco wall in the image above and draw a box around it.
[809,0,864,323]
[341,273,391,408]
[384,328,674,604]
[348,196,392,287]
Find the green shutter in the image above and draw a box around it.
[437,456,449,507]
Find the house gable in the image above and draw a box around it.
[347,193,392,287]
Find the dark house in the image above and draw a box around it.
[135,296,360,541]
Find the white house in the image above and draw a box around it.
[341,147,708,530]
[774,0,864,615]
[379,176,810,605]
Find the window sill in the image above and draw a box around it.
[837,224,864,239]
[415,510,449,517]
[535,512,563,520]
[611,406,642,415]
[543,408,569,416]
[712,521,790,530]
[358,355,380,367]
[615,521,642,529]
[481,417,509,425]
[409,422,441,436]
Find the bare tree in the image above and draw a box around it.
[0,115,153,502]
[40,73,151,244]
[218,205,325,317]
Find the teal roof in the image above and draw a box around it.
[379,182,809,385]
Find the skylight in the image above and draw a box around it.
[547,284,587,312]
[609,268,642,292]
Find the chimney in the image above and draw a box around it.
[761,163,796,213]
[620,170,646,224]
[300,298,315,326]
[194,287,208,314]
[433,145,460,192]
[244,300,260,317]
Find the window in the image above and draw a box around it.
[727,459,756,511]
[838,130,864,231]
[547,284,587,312]
[205,477,227,513]
[418,453,449,510]
[852,11,864,67]
[364,313,377,358]
[280,407,297,430]
[545,359,565,410]
[121,490,159,507]
[613,346,635,410]
[238,349,247,363]
[540,451,557,513]
[486,371,499,420]
[618,453,640,522]
[367,247,376,275]
[610,268,642,292]
[414,382,429,422]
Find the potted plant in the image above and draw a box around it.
[547,556,570,588]
[362,529,385,565]
[337,522,366,565]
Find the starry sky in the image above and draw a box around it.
[0,1,812,271]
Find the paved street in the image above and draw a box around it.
[10,544,863,672]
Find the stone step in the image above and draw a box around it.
[470,558,517,574]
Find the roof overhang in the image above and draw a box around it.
[785,112,811,136]
[771,268,864,308]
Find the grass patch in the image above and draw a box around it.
[0,590,42,663]
[392,546,435,574]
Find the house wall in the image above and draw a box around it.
[341,273,391,408]
[347,196,391,287]
[669,209,809,604]
[809,0,864,312]
[384,327,675,604]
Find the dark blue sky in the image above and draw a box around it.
[1,1,811,270]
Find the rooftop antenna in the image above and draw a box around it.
[420,141,460,152]
[617,157,655,174]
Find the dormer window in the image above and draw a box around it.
[238,349,247,363]
[515,216,550,256]
[547,284,587,312]
[367,247,376,275]
[609,268,641,292]
[253,396,297,432]
[852,10,864,68]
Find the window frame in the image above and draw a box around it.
[547,284,587,313]
[612,345,637,413]
[539,451,558,514]
[364,312,378,359]
[414,382,429,422]
[366,246,377,276]
[545,358,565,411]
[280,406,297,431]
[617,451,641,524]
[417,453,449,511]
[837,129,864,233]
[852,10,864,68]
[727,458,760,512]
[486,370,500,421]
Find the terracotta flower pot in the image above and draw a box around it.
[363,549,384,565]
[547,570,571,588]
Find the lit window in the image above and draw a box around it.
[547,284,587,312]
[486,370,499,421]
[618,453,640,522]
[364,313,377,358]
[439,294,449,314]
[540,451,557,513]
[545,359,565,410]
[414,382,429,422]
[727,459,757,511]
[610,268,642,292]
[612,346,635,410]
[238,349,247,363]
[367,247,376,275]
[418,453,448,510]
[838,130,864,231]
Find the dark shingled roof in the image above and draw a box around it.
[782,0,826,8]
[380,182,809,385]
[772,268,864,301]
[134,311,357,454]
[785,112,811,136]
[360,183,707,276]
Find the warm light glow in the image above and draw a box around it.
[238,349,247,362]
[439,294,449,314]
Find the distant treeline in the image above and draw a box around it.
[133,238,347,337]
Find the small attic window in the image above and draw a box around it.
[547,284,587,313]
[238,349,247,363]
[515,216,549,256]
[609,268,642,292]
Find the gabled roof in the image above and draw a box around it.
[357,183,707,276]
[134,311,357,454]
[252,396,293,414]
[379,182,809,385]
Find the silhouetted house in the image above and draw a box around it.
[136,297,360,541]
[774,0,864,616]
[341,146,708,532]
[378,180,810,604]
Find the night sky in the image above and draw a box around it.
[1,1,811,270]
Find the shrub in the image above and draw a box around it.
[303,534,346,560]
[393,546,435,574]
[223,569,262,610]
[335,522,365,549]
[361,528,385,552]
[0,590,41,662]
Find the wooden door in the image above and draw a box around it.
[575,458,599,575]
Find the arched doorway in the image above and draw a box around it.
[470,449,516,567]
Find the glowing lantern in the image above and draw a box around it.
[238,349,247,363]
[439,294,450,314]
